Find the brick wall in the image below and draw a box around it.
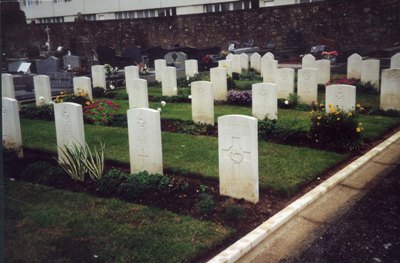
[2,0,399,58]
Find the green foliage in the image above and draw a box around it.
[20,161,67,186]
[309,103,365,152]
[83,100,120,126]
[56,141,106,181]
[222,203,244,221]
[54,89,92,107]
[92,87,107,98]
[227,75,235,90]
[195,193,215,214]
[238,69,262,81]
[97,169,171,201]
[278,93,299,109]
[258,118,304,142]
[19,104,54,121]
[177,73,202,88]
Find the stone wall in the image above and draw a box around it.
[2,0,399,58]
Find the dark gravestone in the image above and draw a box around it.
[36,56,61,74]
[164,52,187,70]
[63,55,81,69]
[8,61,23,72]
[48,72,74,89]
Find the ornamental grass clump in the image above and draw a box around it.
[309,103,365,152]
[83,100,120,125]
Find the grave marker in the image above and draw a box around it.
[252,83,278,120]
[128,108,163,175]
[2,97,23,158]
[276,68,295,99]
[390,53,400,69]
[91,65,106,89]
[185,59,198,77]
[250,53,261,73]
[154,59,167,82]
[316,59,331,84]
[73,76,92,100]
[325,84,356,112]
[191,81,214,125]
[54,102,85,162]
[162,66,178,96]
[231,54,242,74]
[127,79,149,109]
[347,53,362,79]
[297,68,318,104]
[218,115,259,204]
[361,59,380,91]
[302,54,316,69]
[2,73,15,99]
[33,75,52,106]
[36,56,61,74]
[125,65,140,93]
[210,67,228,101]
[218,60,232,77]
[261,53,274,78]
[262,59,278,83]
[63,54,81,69]
[164,52,187,70]
[240,53,249,71]
[380,69,400,111]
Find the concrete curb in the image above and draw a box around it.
[207,130,400,263]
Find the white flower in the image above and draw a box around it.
[284,100,289,105]
[161,101,166,107]
[39,96,44,101]
[188,95,192,99]
[93,255,98,258]
[186,75,189,80]
[9,178,15,181]
[67,64,72,70]
[109,84,115,90]
[157,107,162,112]
[115,67,119,71]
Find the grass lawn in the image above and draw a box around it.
[4,180,232,263]
[21,118,347,194]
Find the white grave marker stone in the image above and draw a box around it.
[185,59,198,78]
[325,84,356,112]
[162,66,178,96]
[380,69,400,111]
[210,67,228,101]
[54,102,85,162]
[2,73,15,99]
[191,81,214,125]
[155,59,167,82]
[347,53,362,79]
[276,68,295,98]
[231,54,242,74]
[127,79,149,109]
[250,53,261,73]
[262,59,278,83]
[261,53,274,78]
[390,53,400,69]
[73,76,92,100]
[218,60,232,77]
[252,83,278,120]
[316,59,331,84]
[218,115,259,204]
[91,65,106,89]
[297,68,318,104]
[128,108,163,175]
[302,54,316,69]
[125,66,140,93]
[361,59,380,91]
[2,97,23,158]
[33,75,52,106]
[240,53,249,71]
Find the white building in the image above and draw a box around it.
[20,0,325,24]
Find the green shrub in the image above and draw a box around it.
[97,168,128,196]
[177,73,202,88]
[195,193,215,214]
[54,89,92,107]
[19,104,54,121]
[238,69,262,81]
[278,93,299,109]
[258,118,304,142]
[309,103,364,152]
[222,203,244,221]
[20,161,67,186]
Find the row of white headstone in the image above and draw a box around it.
[1,96,259,203]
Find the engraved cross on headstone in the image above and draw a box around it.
[222,136,251,181]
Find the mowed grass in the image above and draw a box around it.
[21,118,347,194]
[4,180,232,263]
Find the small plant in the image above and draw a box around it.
[20,161,67,186]
[278,93,299,109]
[222,203,244,221]
[83,100,120,125]
[56,141,106,181]
[238,69,262,81]
[177,73,202,88]
[227,90,252,106]
[195,193,215,214]
[54,89,93,107]
[20,103,54,121]
[309,103,365,152]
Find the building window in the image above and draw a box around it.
[221,3,230,11]
[84,14,96,21]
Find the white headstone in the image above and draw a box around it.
[210,67,228,101]
[33,75,52,106]
[325,84,356,112]
[218,60,232,77]
[361,59,380,91]
[302,54,316,69]
[380,69,400,111]
[297,68,318,104]
[218,115,259,204]
[125,66,140,93]
[347,53,362,79]
[73,77,92,100]
[231,54,242,74]
[128,108,163,175]
[54,102,85,162]
[185,59,198,78]
[226,53,234,61]
[127,79,149,109]
[276,68,295,99]
[155,59,167,82]
[262,59,278,83]
[250,53,261,73]
[240,53,249,71]
[2,97,23,158]
[265,52,274,59]
[191,81,214,125]
[316,59,331,84]
[2,73,15,99]
[252,83,278,120]
[261,53,274,78]
[91,65,106,89]
[390,53,400,69]
[162,66,178,96]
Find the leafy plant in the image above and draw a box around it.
[195,193,215,214]
[20,161,67,186]
[222,203,244,221]
[54,89,93,107]
[309,103,365,152]
[83,100,120,125]
[19,104,54,121]
[238,69,262,81]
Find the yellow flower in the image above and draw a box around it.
[356,104,361,108]
[330,108,337,114]
[60,91,64,95]
[348,112,353,117]
[85,101,91,105]
[335,111,340,115]
[356,127,361,133]
[328,103,333,108]
[360,107,364,111]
